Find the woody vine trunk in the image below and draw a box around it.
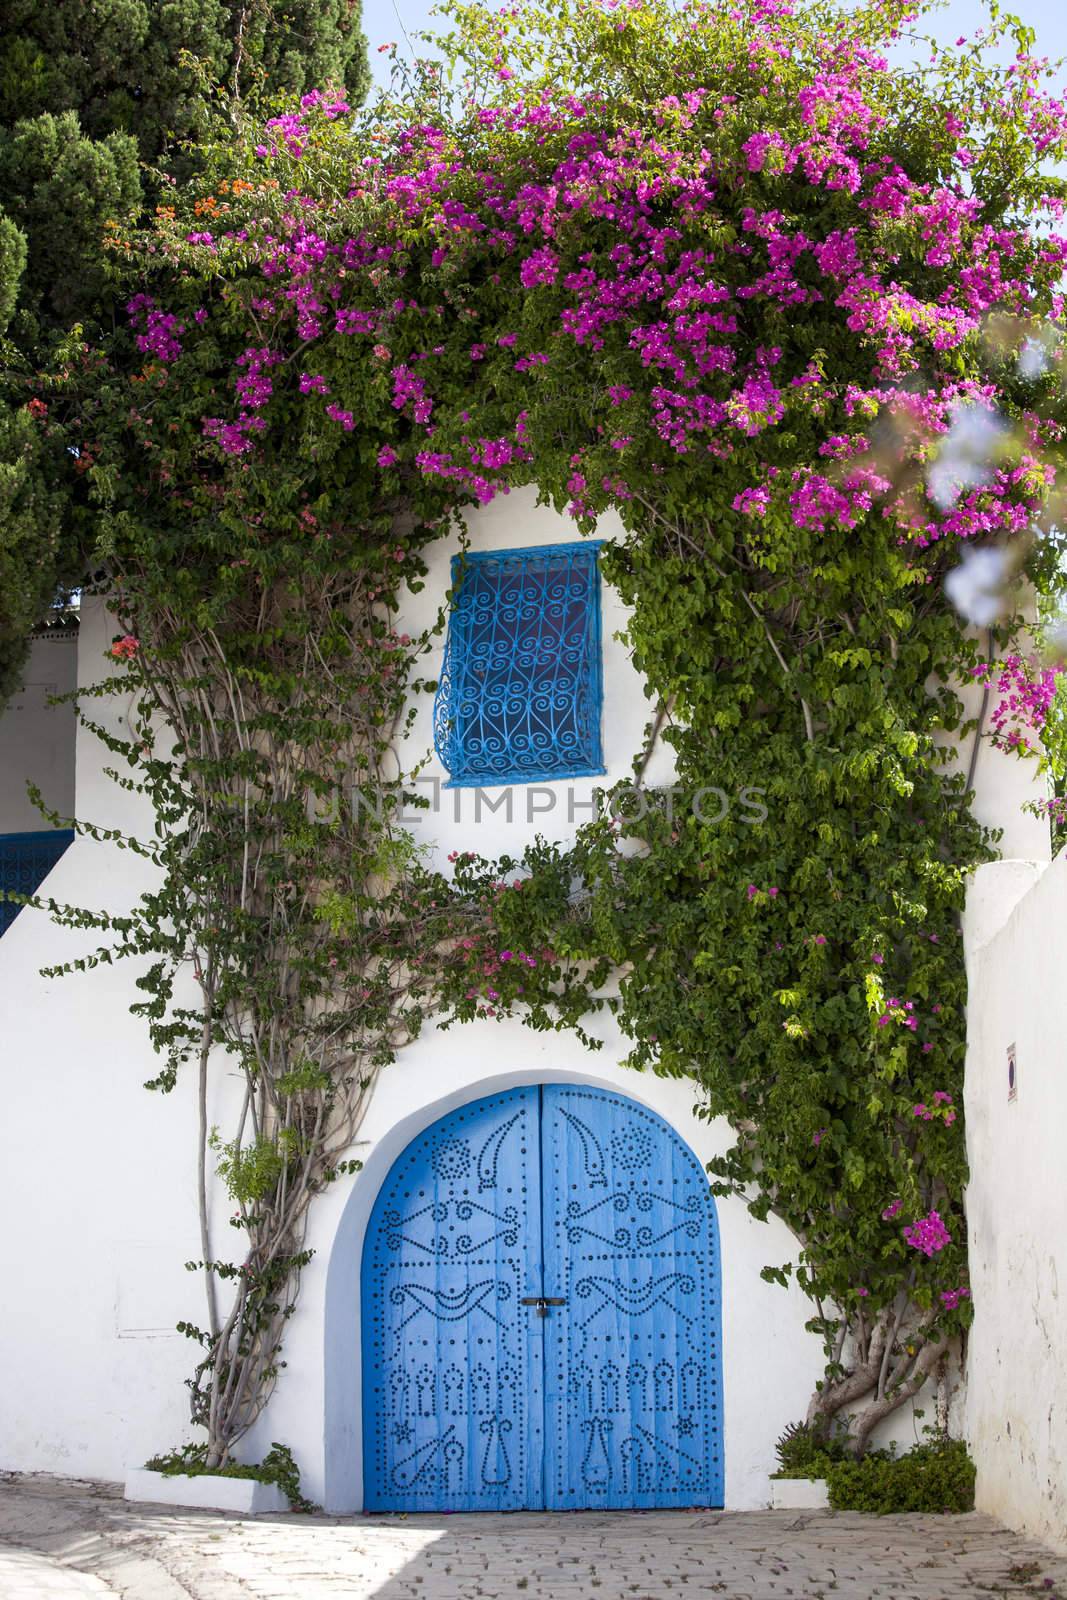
[96,559,488,1466]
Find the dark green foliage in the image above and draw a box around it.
[0,209,25,333]
[775,1421,847,1479]
[0,0,370,706]
[0,110,140,330]
[0,0,369,339]
[0,404,69,701]
[0,1,370,156]
[826,1440,976,1514]
[775,1423,975,1511]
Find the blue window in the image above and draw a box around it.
[0,829,74,937]
[433,543,605,787]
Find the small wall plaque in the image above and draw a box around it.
[1007,1042,1018,1103]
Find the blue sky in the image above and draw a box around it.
[361,0,1067,89]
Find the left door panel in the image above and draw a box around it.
[362,1087,545,1510]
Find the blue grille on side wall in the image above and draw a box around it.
[0,830,75,936]
[433,542,605,787]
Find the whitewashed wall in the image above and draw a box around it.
[963,849,1067,1556]
[0,498,820,1505]
[0,491,1046,1508]
[935,638,1051,864]
[0,631,77,833]
[0,598,240,1480]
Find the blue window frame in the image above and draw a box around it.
[433,542,605,787]
[0,829,75,937]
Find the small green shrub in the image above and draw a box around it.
[826,1440,975,1514]
[144,1441,312,1511]
[772,1425,975,1512]
[773,1421,848,1480]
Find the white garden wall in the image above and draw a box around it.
[964,850,1067,1556]
[0,491,1050,1510]
[0,598,236,1481]
[935,635,1051,864]
[0,630,77,834]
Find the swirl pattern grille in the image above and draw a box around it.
[433,543,605,786]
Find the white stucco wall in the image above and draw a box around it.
[963,850,1067,1555]
[0,491,1047,1508]
[0,631,77,833]
[0,599,237,1480]
[935,638,1051,865]
[0,499,822,1505]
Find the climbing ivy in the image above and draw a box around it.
[28,0,1067,1465]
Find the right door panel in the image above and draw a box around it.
[540,1084,724,1509]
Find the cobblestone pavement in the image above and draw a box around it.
[1,1473,1066,1600]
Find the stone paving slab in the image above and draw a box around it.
[0,1546,113,1599]
[1,1474,1067,1600]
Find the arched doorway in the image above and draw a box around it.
[361,1082,723,1511]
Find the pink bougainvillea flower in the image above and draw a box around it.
[903,1210,952,1256]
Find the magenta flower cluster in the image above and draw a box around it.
[903,1209,952,1256]
[258,89,351,160]
[128,295,184,364]
[203,346,282,455]
[912,1091,956,1125]
[971,654,1065,753]
[163,1,1067,554]
[876,996,918,1030]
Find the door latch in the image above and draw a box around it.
[520,1296,566,1317]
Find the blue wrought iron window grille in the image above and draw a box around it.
[433,542,605,787]
[0,829,75,937]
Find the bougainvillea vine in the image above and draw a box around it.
[29,0,1067,1465]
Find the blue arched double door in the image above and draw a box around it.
[361,1084,723,1511]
